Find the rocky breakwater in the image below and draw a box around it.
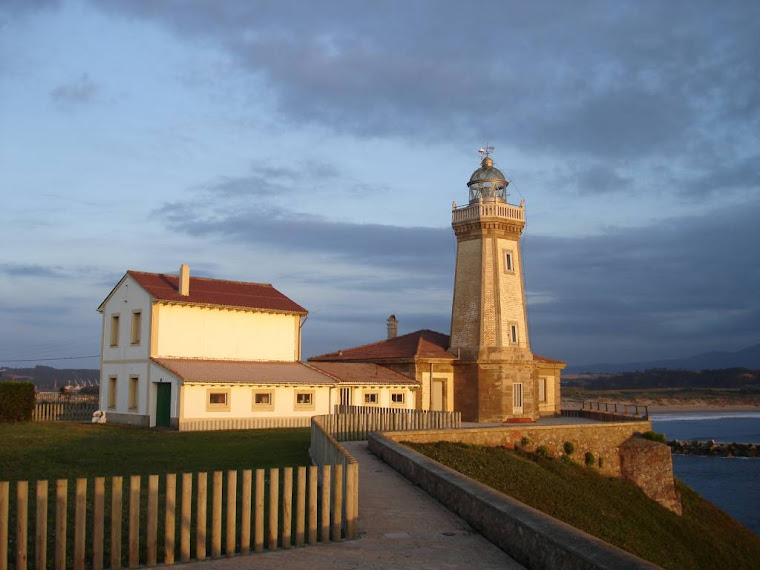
[668,439,759,457]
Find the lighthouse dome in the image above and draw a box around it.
[467,156,509,203]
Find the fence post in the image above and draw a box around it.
[345,463,357,539]
[74,478,87,570]
[282,467,293,549]
[254,470,264,553]
[36,480,48,570]
[296,467,306,547]
[225,471,236,557]
[16,481,27,570]
[146,475,158,566]
[110,477,123,570]
[240,470,252,555]
[165,473,176,564]
[128,475,140,569]
[211,471,222,559]
[196,473,207,560]
[320,466,331,542]
[55,479,68,570]
[92,477,104,570]
[332,464,343,541]
[0,481,8,570]
[308,466,318,545]
[180,473,192,562]
[268,468,279,551]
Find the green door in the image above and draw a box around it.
[156,383,171,428]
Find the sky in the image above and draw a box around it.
[1,0,758,370]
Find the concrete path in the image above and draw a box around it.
[175,441,523,569]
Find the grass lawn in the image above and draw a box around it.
[0,422,311,481]
[407,441,760,570]
[0,423,313,568]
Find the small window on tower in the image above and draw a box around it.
[504,251,514,273]
[510,323,519,345]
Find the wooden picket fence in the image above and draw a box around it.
[32,395,98,423]
[0,463,358,570]
[327,407,462,441]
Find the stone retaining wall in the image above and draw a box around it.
[368,432,659,569]
[382,421,651,477]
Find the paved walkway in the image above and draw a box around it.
[175,441,522,569]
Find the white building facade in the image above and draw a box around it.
[98,265,417,429]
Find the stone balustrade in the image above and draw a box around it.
[452,201,525,223]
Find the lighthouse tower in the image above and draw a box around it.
[450,149,537,422]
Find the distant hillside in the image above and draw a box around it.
[563,367,760,390]
[567,342,760,373]
[0,366,99,391]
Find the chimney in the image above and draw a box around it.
[386,314,398,339]
[179,264,190,296]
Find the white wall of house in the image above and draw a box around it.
[153,304,300,361]
[181,383,333,419]
[99,274,153,420]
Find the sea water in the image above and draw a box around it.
[650,411,760,535]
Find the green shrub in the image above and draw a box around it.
[0,382,35,422]
[520,436,531,447]
[560,455,574,464]
[584,451,595,467]
[535,445,548,457]
[563,441,575,455]
[641,431,667,444]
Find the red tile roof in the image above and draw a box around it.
[127,270,307,314]
[309,329,455,362]
[152,358,331,384]
[305,362,418,385]
[533,354,567,365]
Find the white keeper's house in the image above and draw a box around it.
[97,265,418,429]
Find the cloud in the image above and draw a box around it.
[0,263,68,278]
[525,199,760,362]
[194,159,342,198]
[50,73,98,106]
[93,1,760,163]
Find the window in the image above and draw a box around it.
[209,393,227,404]
[339,387,352,407]
[363,392,379,406]
[538,378,547,403]
[390,392,405,406]
[110,315,120,347]
[129,376,139,409]
[108,376,117,408]
[503,250,514,273]
[509,323,519,345]
[206,389,230,412]
[513,383,524,410]
[253,390,274,411]
[130,311,142,345]
[294,391,314,410]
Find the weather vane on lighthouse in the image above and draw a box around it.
[478,145,494,159]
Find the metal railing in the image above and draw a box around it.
[561,401,649,421]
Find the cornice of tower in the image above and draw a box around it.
[452,218,525,241]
